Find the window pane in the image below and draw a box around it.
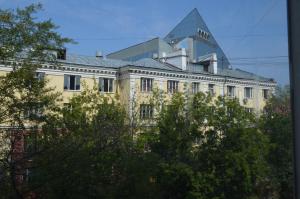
[104,79,109,92]
[99,78,104,92]
[69,75,75,90]
[75,76,80,90]
[109,79,113,92]
[64,75,69,90]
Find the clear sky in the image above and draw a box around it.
[1,0,289,85]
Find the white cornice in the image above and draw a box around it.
[0,63,276,88]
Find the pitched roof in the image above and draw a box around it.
[60,53,130,68]
[57,53,274,83]
[133,58,182,71]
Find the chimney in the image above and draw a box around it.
[57,48,66,60]
[96,51,103,59]
[208,53,218,74]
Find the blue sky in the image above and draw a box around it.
[1,0,289,85]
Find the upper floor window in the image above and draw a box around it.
[227,86,235,97]
[140,104,153,119]
[99,78,114,93]
[167,80,179,94]
[262,89,269,100]
[141,78,153,92]
[192,82,200,94]
[35,72,45,81]
[64,75,80,90]
[208,84,215,95]
[244,87,253,99]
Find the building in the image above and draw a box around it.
[0,8,276,120]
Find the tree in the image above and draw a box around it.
[142,92,270,199]
[261,86,293,199]
[0,4,71,198]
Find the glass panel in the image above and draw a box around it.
[75,76,80,90]
[64,75,68,90]
[109,79,113,92]
[104,79,109,92]
[69,75,75,90]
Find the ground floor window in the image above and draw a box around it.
[192,82,200,94]
[140,104,154,119]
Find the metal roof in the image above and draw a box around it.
[60,53,131,68]
[58,53,274,83]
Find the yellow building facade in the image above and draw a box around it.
[0,53,276,120]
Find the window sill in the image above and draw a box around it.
[64,89,81,92]
[99,92,115,94]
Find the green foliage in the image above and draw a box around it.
[0,3,71,198]
[260,86,293,199]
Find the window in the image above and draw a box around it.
[141,78,153,92]
[35,72,45,81]
[227,86,235,97]
[208,84,215,95]
[203,64,209,72]
[167,80,179,93]
[140,104,153,119]
[99,78,114,93]
[23,104,43,119]
[244,87,253,99]
[64,75,80,90]
[262,89,269,100]
[245,108,254,113]
[192,82,200,94]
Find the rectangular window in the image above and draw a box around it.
[262,89,269,99]
[167,80,179,94]
[203,64,209,72]
[208,84,215,95]
[227,86,235,97]
[35,72,45,81]
[245,107,254,113]
[140,104,153,119]
[141,78,153,92]
[244,87,253,99]
[64,75,80,90]
[192,82,200,94]
[99,78,114,93]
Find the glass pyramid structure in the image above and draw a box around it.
[164,8,230,69]
[108,8,230,69]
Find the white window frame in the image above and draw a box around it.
[167,80,179,94]
[140,104,154,119]
[64,75,81,91]
[244,87,253,99]
[245,107,254,113]
[192,82,200,94]
[141,78,153,92]
[208,84,215,95]
[227,85,235,97]
[99,78,114,93]
[262,89,269,100]
[35,72,45,81]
